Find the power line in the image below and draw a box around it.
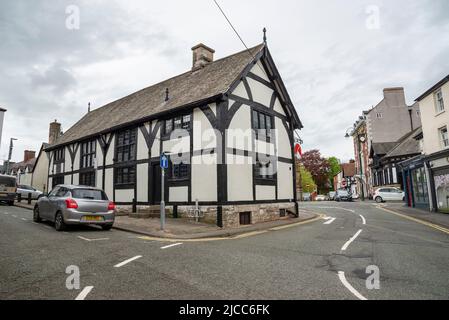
[212,0,268,77]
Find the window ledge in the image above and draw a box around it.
[435,110,445,117]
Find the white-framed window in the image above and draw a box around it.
[439,126,449,148]
[376,113,383,119]
[435,89,445,113]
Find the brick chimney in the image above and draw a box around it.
[24,150,36,163]
[49,120,61,145]
[191,43,215,70]
[383,87,406,106]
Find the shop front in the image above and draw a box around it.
[399,155,431,210]
[427,149,449,213]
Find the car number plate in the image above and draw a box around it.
[83,216,103,221]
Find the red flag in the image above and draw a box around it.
[294,143,302,159]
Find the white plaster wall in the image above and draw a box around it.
[256,185,276,201]
[73,145,81,171]
[31,151,49,192]
[277,162,293,200]
[193,107,217,151]
[232,81,249,99]
[420,81,449,155]
[255,139,275,156]
[227,154,253,201]
[169,186,188,202]
[73,173,79,186]
[163,136,190,155]
[137,163,148,202]
[64,147,71,172]
[191,154,217,202]
[151,121,161,157]
[275,117,291,158]
[105,135,114,166]
[137,124,149,160]
[64,174,71,184]
[227,105,252,151]
[273,98,286,116]
[250,63,270,82]
[247,77,274,107]
[116,189,134,203]
[104,168,113,200]
[96,169,103,189]
[48,177,52,189]
[96,140,103,166]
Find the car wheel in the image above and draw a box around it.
[7,200,14,206]
[101,224,113,231]
[375,196,383,203]
[54,212,66,231]
[33,206,42,222]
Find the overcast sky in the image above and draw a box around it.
[1,0,448,163]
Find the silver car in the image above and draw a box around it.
[17,185,43,200]
[33,185,115,231]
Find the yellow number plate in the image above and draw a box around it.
[83,216,103,221]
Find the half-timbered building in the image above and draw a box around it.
[46,42,303,228]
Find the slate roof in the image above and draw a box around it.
[384,127,422,158]
[371,142,398,156]
[51,44,270,148]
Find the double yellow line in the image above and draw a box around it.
[377,206,449,235]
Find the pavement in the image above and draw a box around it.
[13,200,319,239]
[2,201,449,300]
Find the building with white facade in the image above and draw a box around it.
[45,43,303,228]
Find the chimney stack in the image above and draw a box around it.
[49,120,61,145]
[191,43,215,70]
[24,150,36,163]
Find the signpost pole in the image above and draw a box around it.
[161,168,165,231]
[160,152,168,231]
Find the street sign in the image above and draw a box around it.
[160,153,168,169]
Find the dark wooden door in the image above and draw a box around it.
[150,163,161,204]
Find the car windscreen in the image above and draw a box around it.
[0,176,16,187]
[71,189,108,200]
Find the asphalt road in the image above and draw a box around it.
[1,201,449,300]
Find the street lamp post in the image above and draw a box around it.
[345,128,366,201]
[5,138,17,175]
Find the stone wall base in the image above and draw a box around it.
[117,202,296,229]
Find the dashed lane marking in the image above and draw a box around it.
[323,217,336,225]
[161,243,183,250]
[75,286,94,300]
[21,218,27,221]
[114,255,142,268]
[338,271,367,300]
[77,236,109,242]
[341,229,363,251]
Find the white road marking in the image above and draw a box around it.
[77,236,109,242]
[359,215,366,225]
[323,217,336,225]
[341,229,363,251]
[3,212,8,215]
[338,271,367,300]
[12,215,17,218]
[75,286,94,300]
[114,255,142,268]
[161,242,183,250]
[21,218,27,221]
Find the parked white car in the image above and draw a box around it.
[374,187,405,203]
[315,195,326,201]
[17,185,43,200]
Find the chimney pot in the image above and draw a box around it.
[24,150,35,163]
[191,43,215,70]
[49,120,62,145]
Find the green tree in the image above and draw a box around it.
[327,157,341,191]
[298,164,317,193]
